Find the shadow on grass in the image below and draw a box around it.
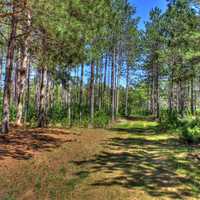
[110,126,159,135]
[74,120,200,199]
[109,121,160,135]
[125,115,157,122]
[0,128,74,161]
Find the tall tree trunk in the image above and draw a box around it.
[38,66,47,127]
[35,69,40,114]
[111,48,116,122]
[104,54,108,94]
[25,60,30,121]
[150,72,154,114]
[2,1,18,134]
[68,77,71,127]
[49,80,54,109]
[116,55,121,117]
[44,72,51,126]
[98,58,103,110]
[147,79,151,113]
[0,50,3,89]
[151,63,159,118]
[103,54,108,111]
[169,69,174,113]
[107,55,111,112]
[125,65,129,117]
[89,61,95,125]
[178,80,185,115]
[14,50,20,104]
[114,52,117,117]
[15,52,29,126]
[95,62,99,109]
[191,78,194,114]
[79,63,84,122]
[155,63,159,118]
[16,9,31,126]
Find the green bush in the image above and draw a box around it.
[48,104,69,126]
[160,110,180,130]
[180,115,200,143]
[26,104,37,125]
[79,117,90,128]
[93,111,110,128]
[160,110,200,143]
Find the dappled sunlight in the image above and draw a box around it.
[74,119,200,200]
[0,128,76,162]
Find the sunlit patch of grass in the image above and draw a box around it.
[109,119,200,199]
[115,119,176,142]
[116,120,159,130]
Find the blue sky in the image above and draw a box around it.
[129,0,168,29]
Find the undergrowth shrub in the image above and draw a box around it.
[160,110,180,130]
[160,110,200,143]
[179,115,200,143]
[93,111,110,128]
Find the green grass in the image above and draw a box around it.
[1,119,200,200]
[116,120,158,129]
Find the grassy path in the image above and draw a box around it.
[0,119,200,199]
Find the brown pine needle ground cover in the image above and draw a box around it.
[0,119,200,200]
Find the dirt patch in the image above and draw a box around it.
[0,127,110,199]
[0,127,79,170]
[0,128,110,173]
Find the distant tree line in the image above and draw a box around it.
[0,0,140,133]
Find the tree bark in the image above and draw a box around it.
[2,1,18,134]
[0,50,3,89]
[178,80,185,115]
[116,55,121,117]
[169,69,174,113]
[125,65,129,117]
[111,48,116,122]
[25,60,30,121]
[155,63,159,118]
[151,62,159,118]
[79,63,84,122]
[98,58,103,110]
[14,50,20,104]
[15,9,31,126]
[90,61,95,125]
[104,54,108,94]
[68,76,71,127]
[37,66,48,127]
[103,54,108,111]
[191,78,194,114]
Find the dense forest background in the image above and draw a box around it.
[0,0,199,140]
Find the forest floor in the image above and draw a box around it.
[0,118,200,200]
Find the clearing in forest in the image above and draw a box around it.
[0,119,200,200]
